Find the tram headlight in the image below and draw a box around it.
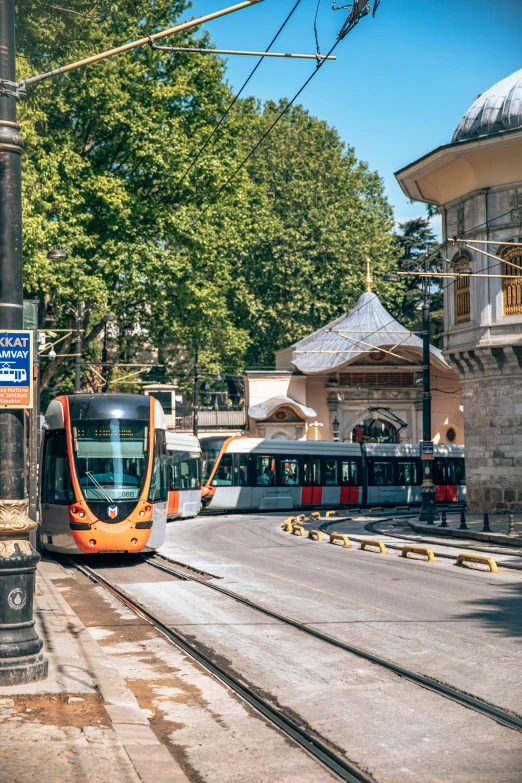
[78,511,86,519]
[139,510,145,517]
[71,506,78,514]
[88,539,96,547]
[131,538,138,545]
[145,505,152,513]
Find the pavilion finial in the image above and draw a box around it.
[365,257,372,293]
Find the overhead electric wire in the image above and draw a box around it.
[128,1,374,270]
[123,0,304,265]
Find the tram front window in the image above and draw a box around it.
[73,419,148,502]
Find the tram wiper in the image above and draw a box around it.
[85,471,113,503]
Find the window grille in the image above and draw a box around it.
[502,246,522,316]
[454,257,470,323]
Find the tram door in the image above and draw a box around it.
[302,457,322,505]
[340,458,361,505]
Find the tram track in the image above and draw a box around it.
[68,556,376,783]
[129,553,522,733]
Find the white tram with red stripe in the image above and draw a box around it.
[201,437,465,512]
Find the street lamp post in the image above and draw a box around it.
[193,348,200,438]
[419,253,436,523]
[0,0,47,684]
[101,313,116,392]
[74,300,83,393]
[384,250,437,523]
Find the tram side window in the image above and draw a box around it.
[211,454,234,486]
[303,457,321,485]
[279,458,299,486]
[256,455,275,486]
[238,455,249,486]
[433,458,446,485]
[397,460,419,486]
[170,453,201,491]
[447,458,466,485]
[149,430,168,502]
[370,460,394,486]
[42,430,75,505]
[324,458,338,485]
[341,459,359,485]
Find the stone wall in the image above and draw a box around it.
[451,350,522,512]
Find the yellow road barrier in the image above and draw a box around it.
[325,510,338,518]
[350,508,361,514]
[292,524,306,537]
[283,518,295,532]
[309,511,321,520]
[308,530,323,541]
[330,533,351,548]
[401,545,435,562]
[360,539,387,554]
[295,514,306,523]
[394,505,410,512]
[369,507,384,513]
[456,553,498,573]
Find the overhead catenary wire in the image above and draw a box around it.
[122,0,304,266]
[126,1,377,270]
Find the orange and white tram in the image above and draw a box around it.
[40,394,168,554]
[166,433,202,520]
[201,437,466,512]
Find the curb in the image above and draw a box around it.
[410,521,522,548]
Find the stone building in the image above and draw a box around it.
[245,265,463,443]
[397,68,522,511]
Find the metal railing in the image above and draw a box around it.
[172,408,246,431]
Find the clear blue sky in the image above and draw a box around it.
[190,0,522,237]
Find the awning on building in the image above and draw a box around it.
[248,395,317,421]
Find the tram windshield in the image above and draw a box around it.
[73,419,148,502]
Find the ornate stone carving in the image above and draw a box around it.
[0,500,37,557]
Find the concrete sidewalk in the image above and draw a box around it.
[410,511,522,547]
[0,559,188,783]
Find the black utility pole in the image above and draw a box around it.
[0,0,47,683]
[101,312,116,393]
[193,348,199,437]
[419,250,437,523]
[74,299,83,393]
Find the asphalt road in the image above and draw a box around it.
[93,513,522,782]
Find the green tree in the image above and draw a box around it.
[394,216,442,340]
[17,1,405,397]
[229,102,404,368]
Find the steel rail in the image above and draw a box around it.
[144,555,522,732]
[71,559,374,783]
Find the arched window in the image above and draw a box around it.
[453,256,470,323]
[502,245,522,316]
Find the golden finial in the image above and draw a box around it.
[365,257,372,293]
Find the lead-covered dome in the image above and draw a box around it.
[452,68,522,142]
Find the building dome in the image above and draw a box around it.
[452,68,522,142]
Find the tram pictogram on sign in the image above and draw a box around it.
[0,331,33,409]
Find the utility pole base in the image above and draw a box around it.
[0,651,48,686]
[0,502,48,685]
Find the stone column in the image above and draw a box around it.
[447,347,522,512]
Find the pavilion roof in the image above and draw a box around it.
[291,291,448,374]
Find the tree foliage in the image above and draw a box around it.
[17,0,404,399]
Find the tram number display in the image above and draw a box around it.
[421,441,434,460]
[0,330,33,409]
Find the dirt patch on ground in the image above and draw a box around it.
[1,692,111,728]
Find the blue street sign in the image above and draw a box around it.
[0,331,33,408]
[422,440,434,460]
